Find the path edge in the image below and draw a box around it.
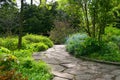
[79,56,120,66]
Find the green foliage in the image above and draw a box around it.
[66,33,88,55]
[81,38,101,56]
[0,53,51,80]
[66,33,120,62]
[0,54,18,70]
[13,49,33,59]
[2,38,18,50]
[0,3,18,36]
[82,39,119,56]
[0,38,26,50]
[0,34,53,80]
[32,43,48,52]
[16,57,52,80]
[104,26,120,49]
[22,58,33,69]
[23,34,53,48]
[23,5,54,35]
[88,41,120,62]
[50,21,76,44]
[111,36,120,49]
[105,26,120,36]
[0,47,11,54]
[0,69,28,80]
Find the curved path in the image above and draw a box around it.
[33,45,120,80]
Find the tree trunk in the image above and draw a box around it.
[98,27,101,43]
[39,0,41,5]
[31,0,33,5]
[92,8,96,38]
[84,2,91,36]
[18,0,24,49]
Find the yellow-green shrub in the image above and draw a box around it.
[23,34,53,48]
[1,38,27,50]
[32,42,48,52]
[0,47,11,54]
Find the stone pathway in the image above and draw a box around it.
[33,45,120,80]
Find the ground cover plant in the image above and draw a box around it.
[0,34,53,80]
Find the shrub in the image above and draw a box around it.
[13,49,33,59]
[1,38,27,50]
[0,35,53,80]
[1,38,18,50]
[80,38,101,56]
[22,58,33,69]
[104,26,120,49]
[0,38,2,47]
[31,42,48,52]
[66,33,88,55]
[0,47,11,54]
[17,60,52,80]
[23,34,53,48]
[0,53,27,80]
[103,41,119,54]
[110,35,120,49]
[0,69,28,80]
[82,38,119,56]
[105,26,120,36]
[0,54,18,70]
[49,21,76,44]
[66,33,120,59]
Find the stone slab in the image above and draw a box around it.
[53,77,68,80]
[52,71,74,79]
[48,64,65,72]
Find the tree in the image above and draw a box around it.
[22,4,55,35]
[31,0,33,5]
[57,0,115,42]
[96,0,113,41]
[112,1,120,29]
[0,0,18,36]
[17,0,24,49]
[54,0,82,31]
[0,5,18,36]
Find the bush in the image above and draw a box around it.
[104,26,120,49]
[0,69,28,80]
[66,33,88,55]
[2,38,18,50]
[0,47,11,54]
[81,38,101,56]
[82,38,119,56]
[103,41,119,54]
[49,21,76,44]
[0,54,18,70]
[0,35,53,80]
[32,42,48,52]
[0,38,27,50]
[17,59,52,80]
[23,34,53,48]
[105,26,120,36]
[66,33,120,62]
[110,35,120,49]
[0,52,53,80]
[0,38,2,47]
[0,54,27,80]
[22,58,33,69]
